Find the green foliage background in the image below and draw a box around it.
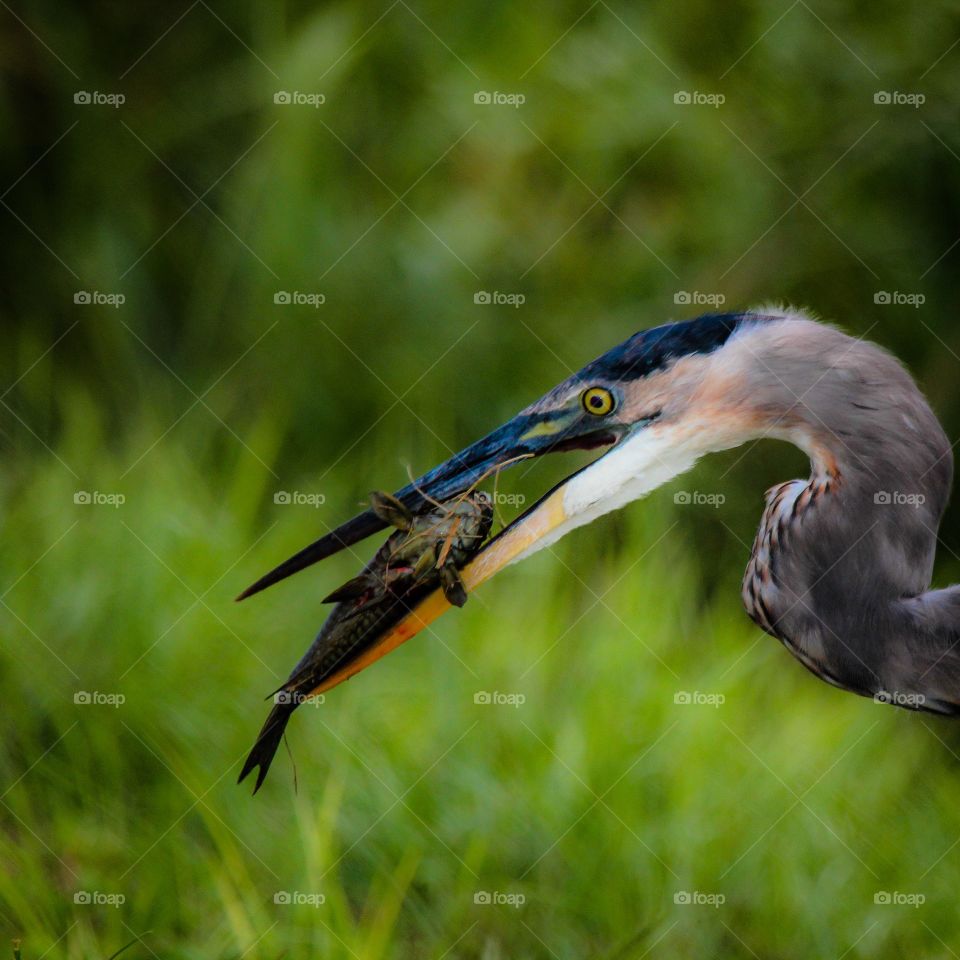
[2,1,960,957]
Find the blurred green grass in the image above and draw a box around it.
[4,0,960,956]
[5,413,960,958]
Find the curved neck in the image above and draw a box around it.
[715,317,952,521]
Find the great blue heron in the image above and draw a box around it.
[238,308,959,786]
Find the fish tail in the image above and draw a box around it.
[238,698,297,793]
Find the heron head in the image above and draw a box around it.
[372,311,768,562]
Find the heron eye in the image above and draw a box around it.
[581,386,616,416]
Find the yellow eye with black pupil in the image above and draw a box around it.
[581,386,615,416]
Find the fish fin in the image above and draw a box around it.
[440,564,468,608]
[323,574,374,604]
[411,547,438,580]
[370,491,414,531]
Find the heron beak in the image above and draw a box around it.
[236,403,622,600]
